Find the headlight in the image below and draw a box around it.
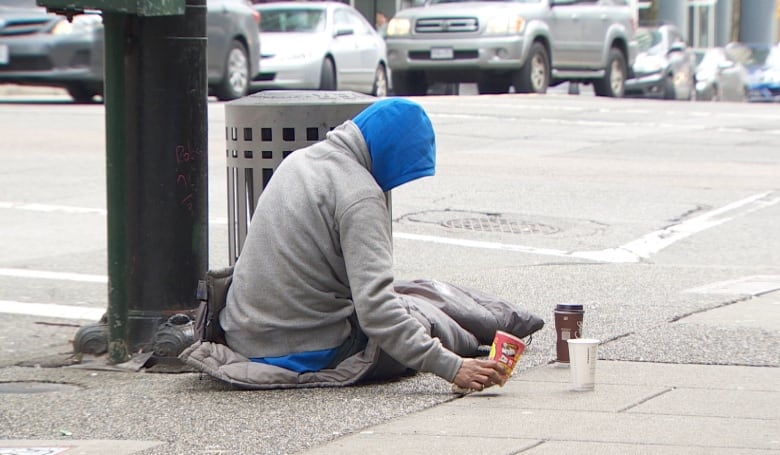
[485,15,525,35]
[51,13,102,35]
[633,55,664,73]
[386,18,411,36]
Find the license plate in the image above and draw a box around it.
[0,44,8,65]
[430,47,454,60]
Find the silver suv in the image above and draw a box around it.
[386,0,637,96]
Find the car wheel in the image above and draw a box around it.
[477,73,510,94]
[391,70,428,96]
[513,42,548,94]
[740,86,749,102]
[319,58,337,91]
[214,40,249,101]
[372,64,388,97]
[593,48,626,97]
[66,83,99,104]
[662,75,676,100]
[711,84,720,102]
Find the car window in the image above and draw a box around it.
[696,50,722,70]
[334,9,362,34]
[333,9,349,29]
[260,8,326,33]
[343,10,371,36]
[636,29,665,55]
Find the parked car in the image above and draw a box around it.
[250,1,388,97]
[625,24,696,100]
[691,47,748,102]
[384,0,637,97]
[725,42,780,102]
[0,0,260,102]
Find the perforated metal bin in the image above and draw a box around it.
[224,90,377,264]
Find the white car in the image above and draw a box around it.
[251,1,388,97]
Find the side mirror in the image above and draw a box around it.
[335,27,354,37]
[669,42,686,53]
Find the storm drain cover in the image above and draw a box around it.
[402,210,561,235]
[442,216,560,234]
[0,381,82,394]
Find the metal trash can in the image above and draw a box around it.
[224,90,376,264]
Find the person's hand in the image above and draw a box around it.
[452,358,507,391]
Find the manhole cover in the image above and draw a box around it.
[0,381,82,394]
[442,216,560,234]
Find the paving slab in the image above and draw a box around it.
[521,441,775,455]
[0,440,163,455]
[301,433,542,455]
[301,361,780,455]
[676,293,780,330]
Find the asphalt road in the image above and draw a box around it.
[0,88,778,454]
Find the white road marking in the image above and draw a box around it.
[0,300,104,320]
[684,275,780,296]
[0,201,230,224]
[0,201,106,215]
[0,268,107,283]
[398,191,780,264]
[1,191,777,318]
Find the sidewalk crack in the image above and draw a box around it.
[617,387,675,413]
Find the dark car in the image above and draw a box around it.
[725,42,780,103]
[625,24,696,100]
[0,0,260,102]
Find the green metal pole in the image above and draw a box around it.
[103,12,129,364]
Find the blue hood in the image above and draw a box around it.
[353,98,436,192]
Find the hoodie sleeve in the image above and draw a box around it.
[338,195,462,382]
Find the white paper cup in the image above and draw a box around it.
[567,338,599,391]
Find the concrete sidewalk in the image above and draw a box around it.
[300,292,779,454]
[1,292,777,454]
[303,361,779,455]
[2,361,776,454]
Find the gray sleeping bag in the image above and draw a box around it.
[178,279,544,390]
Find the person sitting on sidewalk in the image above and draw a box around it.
[181,98,544,390]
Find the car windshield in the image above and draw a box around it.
[635,29,665,55]
[695,50,724,71]
[260,9,326,33]
[1,0,38,7]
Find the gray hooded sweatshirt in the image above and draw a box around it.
[220,99,462,382]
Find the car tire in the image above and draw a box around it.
[66,83,100,104]
[662,75,676,100]
[372,64,388,97]
[593,48,626,98]
[477,73,510,94]
[740,86,749,103]
[319,58,337,91]
[214,40,250,101]
[391,70,428,96]
[711,84,720,102]
[513,42,549,94]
